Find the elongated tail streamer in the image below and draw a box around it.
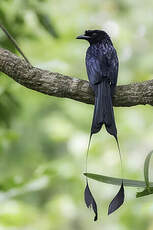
[108,136,125,215]
[84,134,98,221]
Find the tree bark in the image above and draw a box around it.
[0,48,153,107]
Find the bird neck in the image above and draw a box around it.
[89,38,113,46]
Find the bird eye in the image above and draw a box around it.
[92,33,97,36]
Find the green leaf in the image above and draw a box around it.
[144,150,153,189]
[36,11,59,38]
[84,173,153,188]
[136,150,153,198]
[136,187,153,198]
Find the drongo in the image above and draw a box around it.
[77,30,124,220]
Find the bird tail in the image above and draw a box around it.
[88,80,125,216]
[91,80,117,139]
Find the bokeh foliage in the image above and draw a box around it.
[0,0,153,229]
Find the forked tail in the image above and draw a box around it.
[91,80,117,138]
[90,80,125,215]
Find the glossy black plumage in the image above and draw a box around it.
[85,30,118,137]
[84,183,98,221]
[77,30,124,218]
[108,182,124,215]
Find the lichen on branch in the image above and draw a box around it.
[0,48,153,107]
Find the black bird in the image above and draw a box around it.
[77,30,124,220]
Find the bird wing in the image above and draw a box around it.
[86,47,118,86]
[108,49,119,85]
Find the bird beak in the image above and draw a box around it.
[76,35,90,40]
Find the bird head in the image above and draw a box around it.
[76,30,111,44]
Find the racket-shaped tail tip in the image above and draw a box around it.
[108,182,125,215]
[84,183,98,221]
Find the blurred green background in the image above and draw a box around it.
[1,0,153,229]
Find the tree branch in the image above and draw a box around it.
[0,48,153,107]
